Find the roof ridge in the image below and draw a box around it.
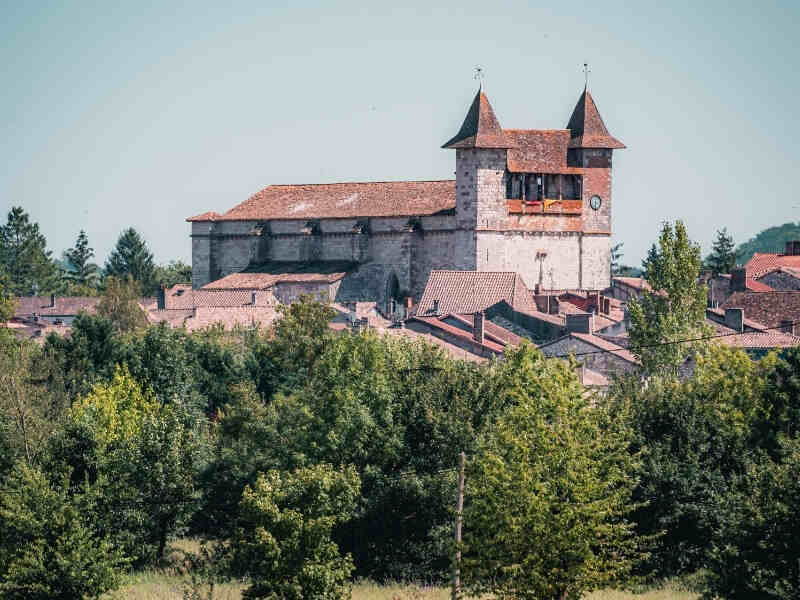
[264,179,456,188]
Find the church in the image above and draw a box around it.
[187,83,624,306]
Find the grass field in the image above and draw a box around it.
[104,540,700,600]
[108,574,699,600]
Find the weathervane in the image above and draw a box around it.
[583,62,591,88]
[474,66,484,89]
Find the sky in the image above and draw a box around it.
[1,0,798,268]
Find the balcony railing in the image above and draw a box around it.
[507,199,582,215]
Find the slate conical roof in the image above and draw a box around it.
[566,87,625,149]
[442,88,515,149]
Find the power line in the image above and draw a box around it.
[547,319,800,359]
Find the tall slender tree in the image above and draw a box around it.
[64,230,100,288]
[628,221,709,375]
[706,228,737,276]
[104,228,155,294]
[0,207,59,296]
[611,242,624,278]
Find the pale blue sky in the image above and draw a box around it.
[1,0,798,267]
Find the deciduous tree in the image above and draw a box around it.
[628,221,709,375]
[462,344,643,600]
[96,275,149,332]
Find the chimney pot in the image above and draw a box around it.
[157,287,166,310]
[50,294,55,308]
[473,311,485,344]
[730,268,747,293]
[724,308,744,333]
[433,299,439,314]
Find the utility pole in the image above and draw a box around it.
[452,451,466,600]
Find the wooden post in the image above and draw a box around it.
[452,451,466,600]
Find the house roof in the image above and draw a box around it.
[722,291,800,329]
[612,276,650,291]
[446,313,524,346]
[416,270,537,316]
[538,331,639,364]
[566,88,625,149]
[14,296,100,318]
[202,262,352,290]
[162,285,263,309]
[189,180,456,222]
[745,252,800,278]
[505,129,573,173]
[409,315,506,353]
[745,278,774,292]
[706,307,768,332]
[442,89,515,149]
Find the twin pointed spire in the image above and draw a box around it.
[441,88,515,149]
[443,74,624,151]
[566,87,625,149]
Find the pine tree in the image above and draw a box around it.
[0,207,59,296]
[707,228,737,276]
[104,228,155,294]
[64,230,100,288]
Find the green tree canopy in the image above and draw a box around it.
[0,207,59,296]
[104,228,155,294]
[96,275,149,332]
[628,221,709,375]
[462,343,644,600]
[735,221,800,264]
[152,260,192,290]
[706,227,737,276]
[232,463,360,600]
[0,462,125,599]
[63,230,100,289]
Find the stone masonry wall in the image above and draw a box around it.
[456,148,508,230]
[539,335,639,376]
[581,234,611,290]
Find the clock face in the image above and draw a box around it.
[589,195,602,210]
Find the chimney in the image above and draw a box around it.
[724,308,744,333]
[50,294,55,308]
[785,240,800,256]
[730,268,747,292]
[566,312,593,334]
[433,299,439,314]
[473,311,485,344]
[780,319,795,335]
[157,287,166,310]
[251,291,258,305]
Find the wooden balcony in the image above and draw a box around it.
[507,199,582,215]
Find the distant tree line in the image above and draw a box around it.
[0,206,191,298]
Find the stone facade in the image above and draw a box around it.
[189,86,623,303]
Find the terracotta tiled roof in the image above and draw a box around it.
[566,88,625,149]
[163,285,262,309]
[722,291,800,329]
[706,307,768,331]
[202,262,352,290]
[416,271,537,316]
[187,211,220,222]
[446,313,524,346]
[14,296,99,318]
[745,278,773,292]
[409,315,506,353]
[198,180,456,222]
[716,330,800,349]
[505,130,572,172]
[442,89,515,149]
[745,253,800,278]
[381,327,488,363]
[612,277,650,291]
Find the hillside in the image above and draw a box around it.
[736,221,800,264]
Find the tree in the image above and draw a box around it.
[0,463,125,599]
[735,221,800,264]
[628,221,709,375]
[232,464,360,600]
[610,345,771,578]
[706,228,736,276]
[611,242,624,277]
[705,437,800,600]
[96,275,149,332]
[0,269,17,325]
[153,260,192,290]
[104,228,155,294]
[462,343,643,600]
[0,207,59,295]
[63,230,100,289]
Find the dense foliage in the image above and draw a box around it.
[463,346,644,600]
[706,227,737,275]
[104,227,156,295]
